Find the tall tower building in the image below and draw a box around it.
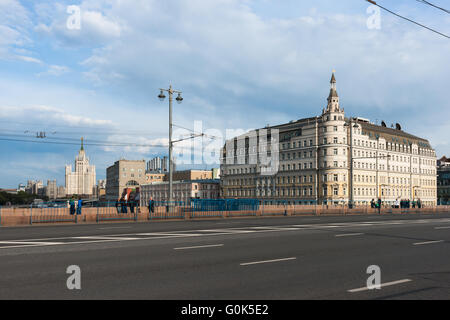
[65,138,96,196]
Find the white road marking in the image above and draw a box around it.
[240,257,297,266]
[348,279,412,293]
[98,227,132,230]
[73,236,141,241]
[335,233,364,237]
[434,226,450,230]
[0,241,63,245]
[250,226,301,231]
[413,240,444,246]
[136,233,202,237]
[199,229,256,233]
[174,244,224,250]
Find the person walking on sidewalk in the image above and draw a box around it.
[76,197,83,215]
[69,198,75,215]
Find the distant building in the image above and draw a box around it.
[65,138,96,196]
[437,156,450,205]
[146,156,168,173]
[166,169,213,182]
[140,179,220,204]
[17,183,26,192]
[145,173,165,184]
[95,179,107,200]
[45,180,58,200]
[211,168,221,179]
[106,159,146,200]
[57,186,66,198]
[26,180,43,195]
[0,188,18,194]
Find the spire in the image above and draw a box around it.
[324,70,341,114]
[328,70,338,98]
[80,137,84,151]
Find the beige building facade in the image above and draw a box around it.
[140,179,220,204]
[106,159,146,200]
[165,169,213,182]
[220,73,437,207]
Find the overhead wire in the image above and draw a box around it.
[366,0,450,39]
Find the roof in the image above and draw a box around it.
[328,88,338,99]
[352,118,431,147]
[141,179,220,187]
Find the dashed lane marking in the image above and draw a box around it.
[174,244,224,250]
[335,233,364,237]
[240,257,297,266]
[348,279,412,293]
[413,240,444,246]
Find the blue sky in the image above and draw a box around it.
[0,0,449,188]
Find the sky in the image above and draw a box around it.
[0,0,449,188]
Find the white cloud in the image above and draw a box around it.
[37,65,70,77]
[0,0,33,60]
[0,105,114,127]
[34,2,124,47]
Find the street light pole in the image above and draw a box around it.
[158,85,183,203]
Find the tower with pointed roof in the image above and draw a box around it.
[65,137,96,196]
[323,71,343,115]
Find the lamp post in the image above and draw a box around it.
[158,85,183,203]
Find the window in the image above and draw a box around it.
[333,148,338,155]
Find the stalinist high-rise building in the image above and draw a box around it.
[65,138,96,196]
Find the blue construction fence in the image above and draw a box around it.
[190,199,259,212]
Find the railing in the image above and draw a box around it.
[0,201,448,227]
[148,201,186,220]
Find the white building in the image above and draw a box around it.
[65,138,96,196]
[220,72,437,207]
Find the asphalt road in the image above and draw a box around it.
[0,213,449,299]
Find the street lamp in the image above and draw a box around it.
[158,85,183,203]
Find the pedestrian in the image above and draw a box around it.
[135,190,141,213]
[121,196,128,214]
[129,194,135,214]
[377,198,382,214]
[69,198,75,215]
[148,197,155,214]
[76,197,83,215]
[115,198,120,214]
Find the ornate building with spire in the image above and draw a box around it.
[220,72,437,207]
[65,138,96,196]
